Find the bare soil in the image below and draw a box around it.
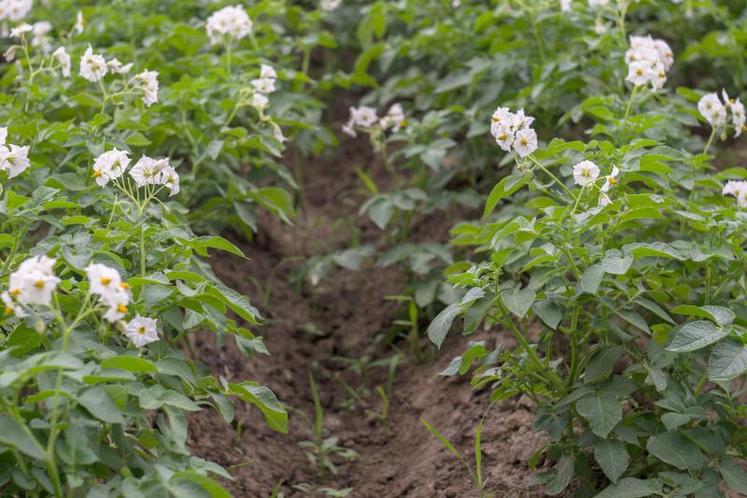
[188,134,545,497]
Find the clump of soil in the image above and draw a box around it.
[189,135,544,497]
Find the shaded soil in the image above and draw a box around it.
[188,135,544,497]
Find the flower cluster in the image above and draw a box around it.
[624,35,673,90]
[490,106,537,157]
[722,180,747,209]
[205,5,252,45]
[0,0,32,21]
[2,256,58,316]
[79,46,158,105]
[86,263,131,322]
[698,91,745,136]
[251,64,277,111]
[0,127,29,178]
[342,104,405,137]
[93,149,179,196]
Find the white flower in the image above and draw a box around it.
[9,23,32,38]
[494,125,514,152]
[2,291,25,317]
[30,21,51,52]
[273,125,286,143]
[52,47,71,77]
[350,106,379,128]
[251,77,276,94]
[573,160,600,186]
[722,90,746,137]
[560,0,572,11]
[320,0,342,11]
[594,18,608,35]
[512,109,535,131]
[600,166,619,193]
[626,61,653,87]
[588,0,609,7]
[74,11,84,34]
[251,93,268,110]
[124,315,159,347]
[86,263,125,299]
[0,144,30,178]
[129,156,169,187]
[343,105,379,134]
[102,290,130,322]
[79,45,107,82]
[723,180,747,208]
[513,128,538,157]
[698,93,727,128]
[3,46,16,62]
[491,107,514,132]
[205,5,252,45]
[106,58,133,74]
[0,127,6,145]
[598,193,612,207]
[160,165,180,196]
[3,0,33,21]
[260,64,276,79]
[379,103,405,132]
[134,70,159,106]
[7,255,59,308]
[92,148,129,186]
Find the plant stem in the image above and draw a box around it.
[703,127,717,155]
[498,304,565,393]
[527,154,577,201]
[623,84,638,124]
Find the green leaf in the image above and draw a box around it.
[227,383,287,433]
[593,477,663,498]
[78,387,125,424]
[483,175,528,216]
[708,340,747,381]
[594,440,629,483]
[532,299,563,330]
[579,264,604,294]
[0,416,44,460]
[171,471,231,498]
[576,392,621,438]
[671,305,735,326]
[665,321,730,353]
[206,283,261,324]
[585,346,624,383]
[101,356,157,374]
[191,236,245,258]
[545,455,574,496]
[420,418,463,461]
[720,457,747,494]
[427,302,460,349]
[600,253,633,275]
[645,432,703,471]
[614,310,650,334]
[501,287,536,319]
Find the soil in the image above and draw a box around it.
[188,133,545,497]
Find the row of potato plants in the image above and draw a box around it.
[325,0,746,496]
[0,1,344,496]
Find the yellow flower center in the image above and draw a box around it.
[117,303,128,313]
[138,326,146,335]
[609,177,617,186]
[34,280,45,289]
[120,282,130,290]
[4,306,13,315]
[100,277,112,285]
[92,169,102,178]
[10,288,21,297]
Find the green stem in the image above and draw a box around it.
[565,307,581,388]
[527,154,577,201]
[703,127,717,155]
[623,84,638,124]
[498,304,565,393]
